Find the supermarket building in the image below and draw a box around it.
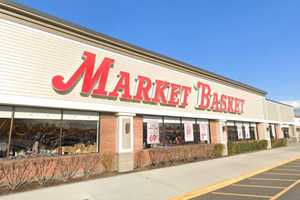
[0,1,296,176]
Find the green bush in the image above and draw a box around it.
[228,140,268,155]
[212,144,225,157]
[271,138,287,148]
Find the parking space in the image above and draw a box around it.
[191,159,300,200]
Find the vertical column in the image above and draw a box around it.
[100,113,117,154]
[275,124,283,139]
[209,119,228,156]
[133,116,143,168]
[257,123,271,149]
[116,112,135,172]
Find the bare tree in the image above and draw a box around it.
[1,160,31,190]
[57,156,81,181]
[33,157,58,185]
[81,155,101,177]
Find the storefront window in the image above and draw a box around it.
[11,119,61,158]
[282,127,289,138]
[160,119,183,145]
[61,111,98,155]
[249,126,256,140]
[143,116,210,148]
[11,107,61,158]
[0,106,12,158]
[8,108,99,158]
[227,122,256,141]
[0,118,10,158]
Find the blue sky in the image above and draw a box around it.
[16,0,300,101]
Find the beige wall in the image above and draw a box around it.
[0,17,267,121]
[265,100,294,123]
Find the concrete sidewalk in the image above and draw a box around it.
[1,144,300,200]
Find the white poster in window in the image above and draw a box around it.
[237,123,243,139]
[271,125,276,137]
[184,123,194,142]
[244,124,250,139]
[147,122,160,144]
[199,122,209,142]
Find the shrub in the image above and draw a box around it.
[145,144,223,167]
[271,138,287,148]
[212,144,224,157]
[33,157,58,185]
[57,156,82,182]
[1,160,32,190]
[228,140,268,155]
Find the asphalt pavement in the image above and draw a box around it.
[191,159,300,200]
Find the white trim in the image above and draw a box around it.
[0,106,12,118]
[63,110,99,121]
[117,115,134,153]
[0,94,294,125]
[14,107,61,119]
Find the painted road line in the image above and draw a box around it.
[270,180,300,200]
[169,156,300,200]
[264,172,300,176]
[232,184,285,189]
[212,191,271,199]
[248,177,296,182]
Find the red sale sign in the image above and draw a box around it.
[147,122,160,144]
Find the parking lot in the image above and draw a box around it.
[191,159,300,200]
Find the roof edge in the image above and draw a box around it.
[266,99,295,108]
[0,1,267,95]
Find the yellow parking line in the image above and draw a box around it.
[264,172,300,176]
[248,177,296,182]
[169,156,300,200]
[271,180,300,200]
[212,192,271,199]
[232,184,285,189]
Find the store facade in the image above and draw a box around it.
[0,0,296,178]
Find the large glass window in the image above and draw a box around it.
[227,122,257,142]
[143,116,210,148]
[0,106,12,158]
[11,108,61,158]
[7,107,99,158]
[282,127,289,138]
[61,111,98,155]
[227,122,237,141]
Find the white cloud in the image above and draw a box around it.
[280,100,300,108]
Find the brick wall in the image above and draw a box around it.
[275,125,282,139]
[209,120,219,144]
[133,116,143,168]
[100,113,117,154]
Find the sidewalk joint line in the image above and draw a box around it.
[264,172,300,176]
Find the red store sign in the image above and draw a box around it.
[52,51,245,114]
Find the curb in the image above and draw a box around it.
[169,155,300,200]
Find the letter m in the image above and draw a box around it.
[52,51,114,96]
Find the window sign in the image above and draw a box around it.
[184,122,194,142]
[147,122,160,144]
[199,122,209,142]
[244,124,250,139]
[237,123,243,139]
